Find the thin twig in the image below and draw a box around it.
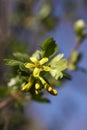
[68,38,81,66]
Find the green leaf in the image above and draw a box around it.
[49,53,64,66]
[49,54,67,80]
[41,38,58,57]
[4,59,23,66]
[32,96,50,103]
[13,52,29,62]
[30,89,50,103]
[19,64,29,72]
[63,72,72,80]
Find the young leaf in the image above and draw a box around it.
[13,52,29,62]
[4,59,23,66]
[49,54,67,80]
[49,53,64,66]
[19,64,29,72]
[41,38,58,57]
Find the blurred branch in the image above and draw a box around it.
[68,38,80,65]
[0,91,22,110]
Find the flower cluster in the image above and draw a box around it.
[22,56,58,95]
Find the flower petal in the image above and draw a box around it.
[30,56,38,63]
[33,68,40,77]
[43,66,51,71]
[24,63,35,68]
[40,57,48,65]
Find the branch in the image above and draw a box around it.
[68,38,81,65]
[0,91,22,110]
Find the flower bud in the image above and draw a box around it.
[52,89,58,95]
[22,81,33,91]
[48,87,52,92]
[35,83,40,90]
[35,90,39,95]
[74,19,86,35]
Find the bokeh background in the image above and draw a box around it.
[0,0,87,130]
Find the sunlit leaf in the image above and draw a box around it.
[49,53,64,66]
[49,55,67,80]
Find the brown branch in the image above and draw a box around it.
[0,91,22,110]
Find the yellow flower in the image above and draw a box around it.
[38,76,58,96]
[24,56,51,77]
[22,75,34,91]
[22,81,33,91]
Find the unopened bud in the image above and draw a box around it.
[74,19,86,35]
[52,89,58,95]
[35,83,40,90]
[48,87,52,92]
[35,90,39,95]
